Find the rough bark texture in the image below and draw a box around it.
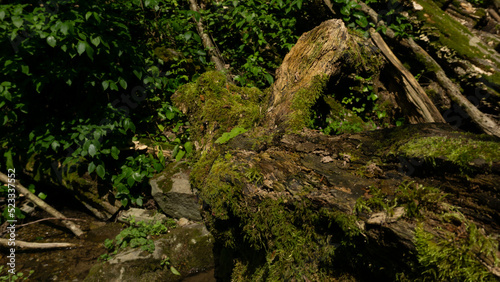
[265,19,350,128]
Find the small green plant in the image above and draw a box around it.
[101,217,176,259]
[160,255,181,276]
[322,119,366,135]
[396,181,445,218]
[355,181,445,218]
[354,185,397,215]
[0,266,33,282]
[215,127,248,144]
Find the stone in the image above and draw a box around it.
[84,223,214,282]
[117,208,167,225]
[150,162,202,221]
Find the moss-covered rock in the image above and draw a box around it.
[84,223,214,282]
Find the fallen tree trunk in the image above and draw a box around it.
[0,172,84,237]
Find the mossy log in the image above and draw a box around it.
[173,19,500,281]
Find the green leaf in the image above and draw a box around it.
[51,140,60,151]
[215,127,248,144]
[88,162,96,174]
[111,146,120,160]
[93,12,101,23]
[4,150,13,169]
[184,142,193,154]
[0,11,5,21]
[77,41,86,55]
[85,42,94,60]
[96,164,105,179]
[136,198,143,206]
[132,172,142,182]
[85,11,92,21]
[175,150,185,161]
[60,22,70,35]
[102,80,109,91]
[90,36,100,47]
[119,78,127,90]
[170,266,181,276]
[121,198,129,207]
[12,16,23,28]
[127,176,135,187]
[110,81,118,91]
[172,144,179,158]
[88,144,97,157]
[47,35,56,47]
[21,65,29,75]
[38,192,47,200]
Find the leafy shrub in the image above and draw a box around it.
[102,217,176,259]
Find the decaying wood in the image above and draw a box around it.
[0,238,76,250]
[369,29,445,123]
[189,0,227,73]
[355,0,500,138]
[266,19,351,128]
[0,172,84,237]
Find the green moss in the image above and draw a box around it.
[172,71,265,142]
[289,74,329,131]
[191,149,365,280]
[415,221,499,281]
[398,136,500,168]
[415,0,486,61]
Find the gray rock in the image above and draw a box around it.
[117,208,168,225]
[84,223,214,282]
[150,162,202,221]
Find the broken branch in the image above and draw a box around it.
[0,172,84,237]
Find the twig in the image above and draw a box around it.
[0,238,76,250]
[188,0,228,74]
[0,172,84,237]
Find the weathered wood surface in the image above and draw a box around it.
[356,0,500,138]
[266,19,365,130]
[369,29,444,124]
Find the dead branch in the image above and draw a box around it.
[354,0,500,138]
[0,238,76,250]
[0,172,84,237]
[188,0,227,74]
[369,29,445,123]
